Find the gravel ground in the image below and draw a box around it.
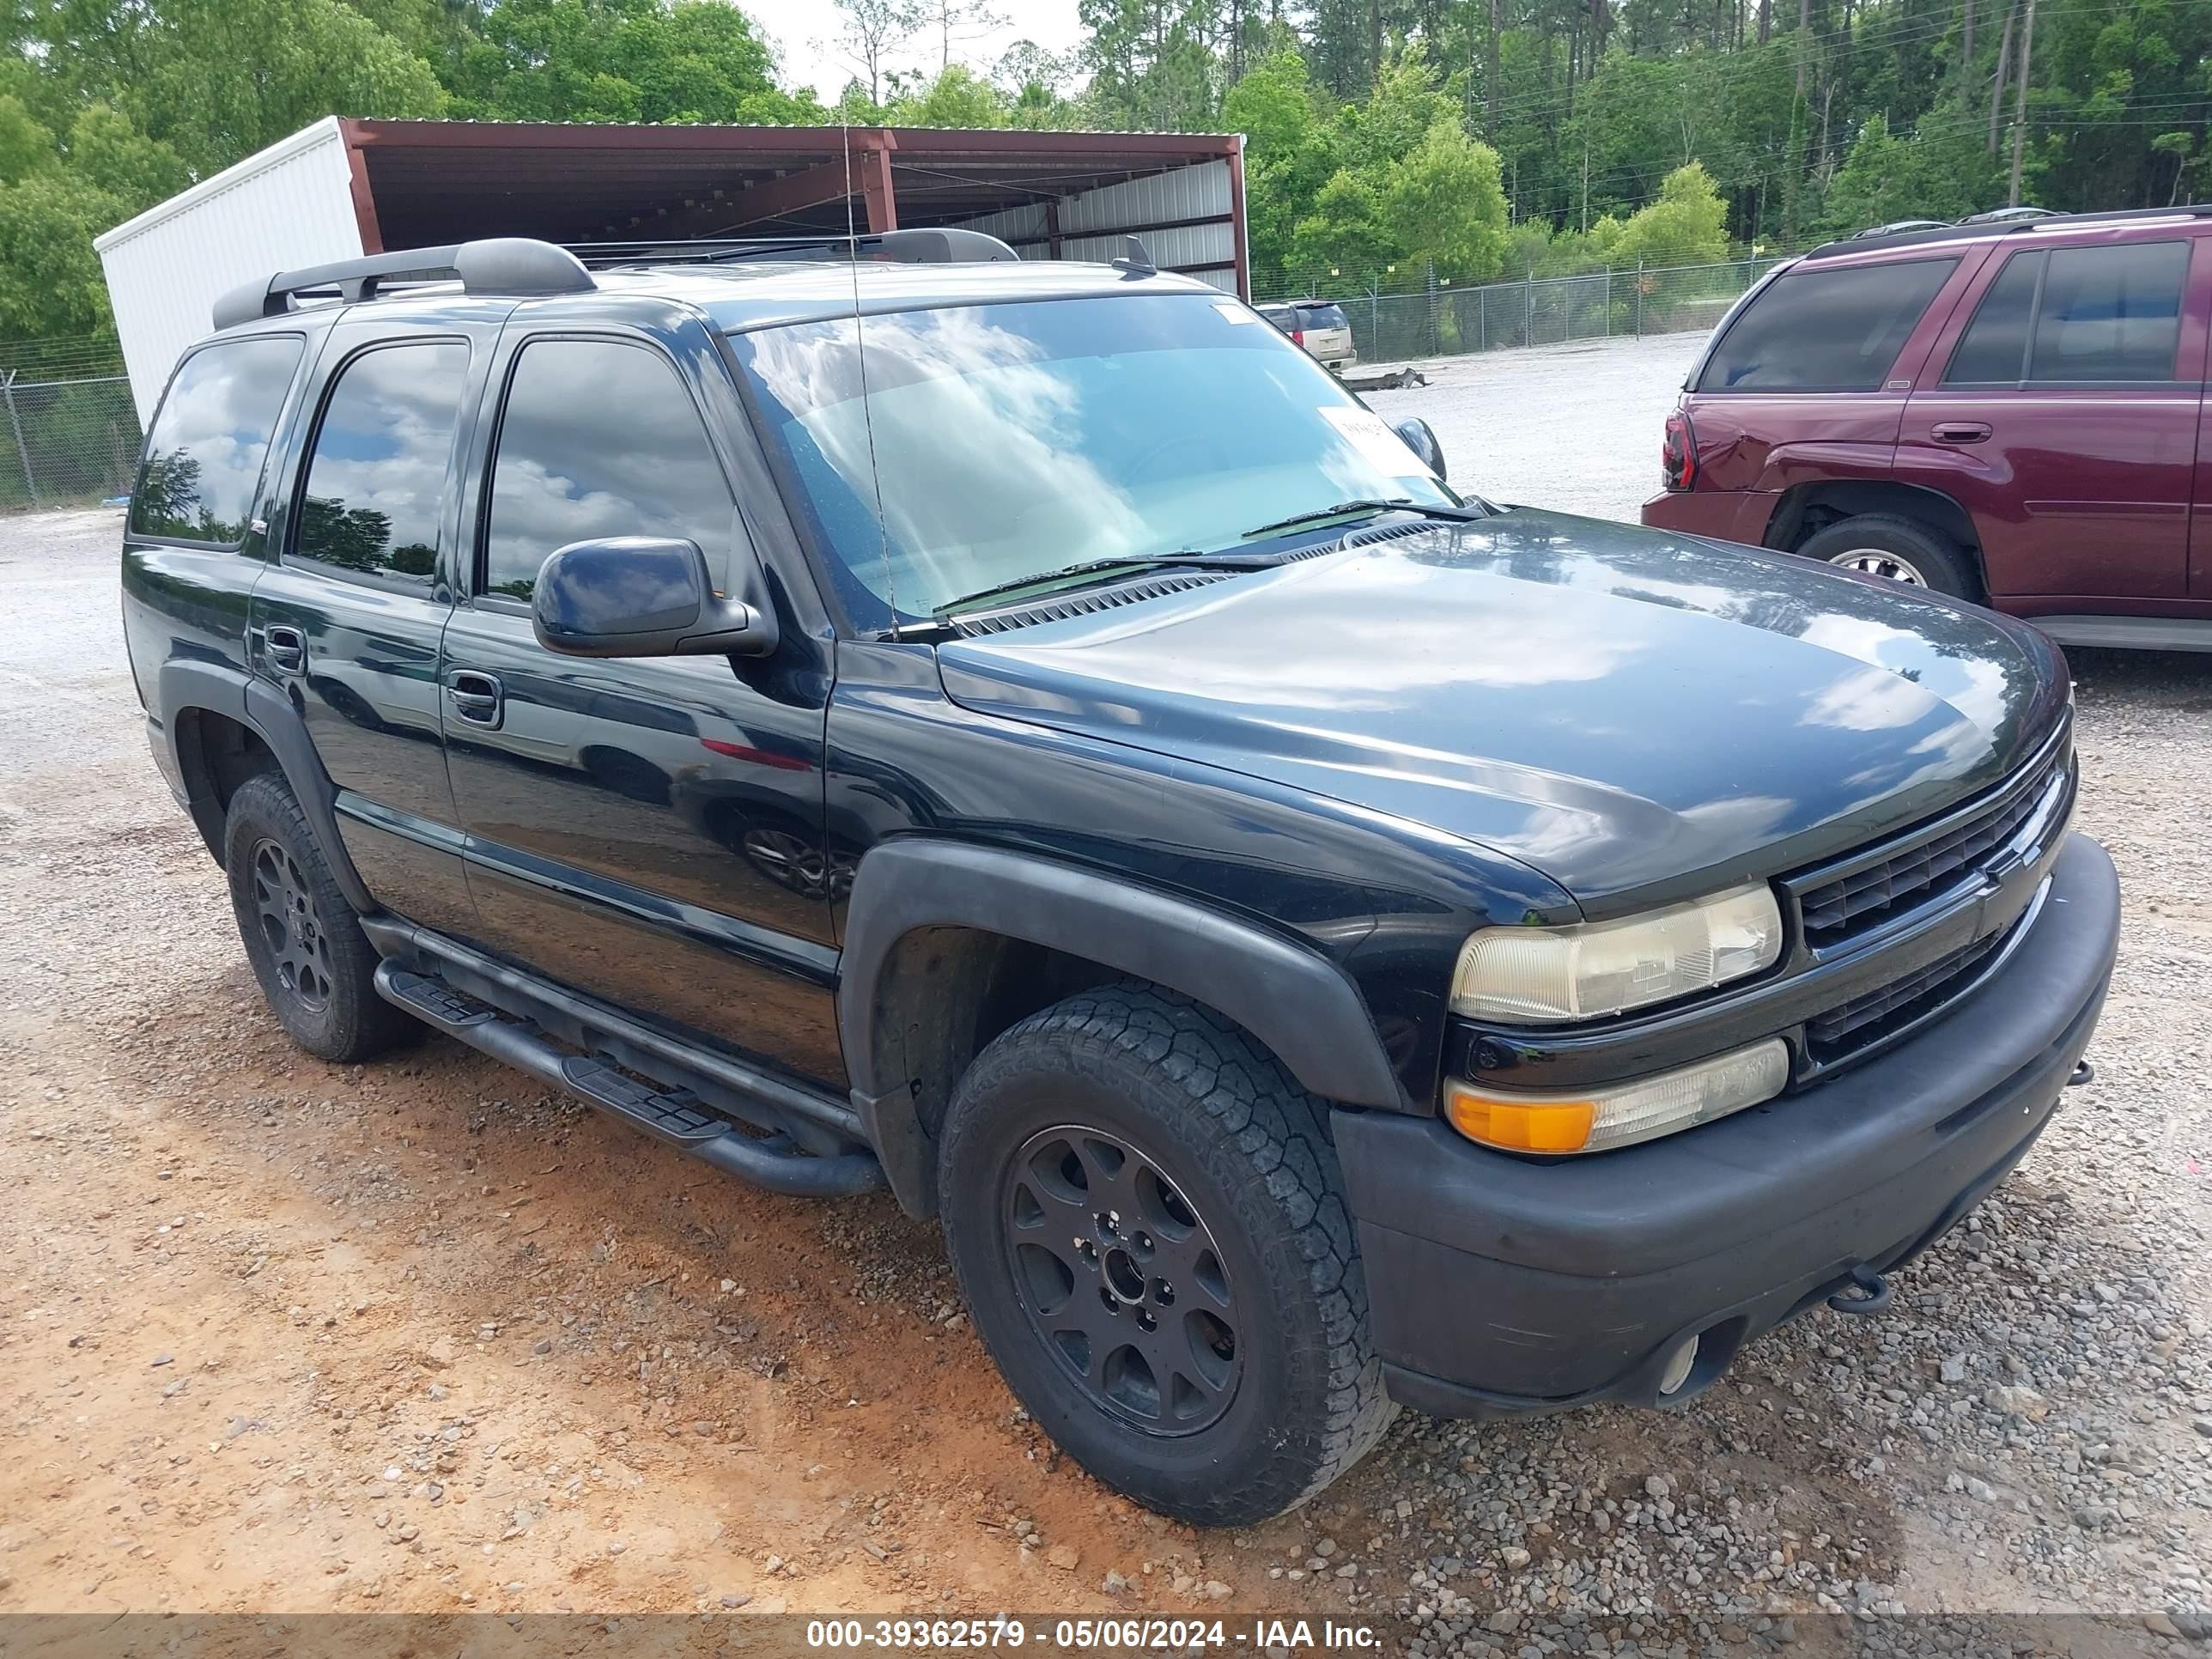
[3,336,2210,1650]
[1363,333,1705,520]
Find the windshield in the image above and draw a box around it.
[726,293,1453,627]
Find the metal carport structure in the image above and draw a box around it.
[95,118,1251,419]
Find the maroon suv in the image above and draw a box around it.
[1644,205,2212,652]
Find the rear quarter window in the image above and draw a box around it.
[129,335,304,544]
[1698,258,1958,392]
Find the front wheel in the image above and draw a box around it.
[937,986,1393,1526]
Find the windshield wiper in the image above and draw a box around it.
[1240,498,1489,540]
[933,550,1276,618]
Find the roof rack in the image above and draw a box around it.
[212,238,594,330]
[568,227,1019,270]
[1805,201,2212,261]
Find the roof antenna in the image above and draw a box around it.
[842,123,901,640]
[1109,235,1155,278]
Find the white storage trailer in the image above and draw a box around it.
[94,116,1252,422]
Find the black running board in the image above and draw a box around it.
[373,959,884,1199]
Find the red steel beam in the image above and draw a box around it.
[860,131,899,233]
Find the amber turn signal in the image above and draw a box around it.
[1443,1039,1790,1156]
[1443,1085,1597,1152]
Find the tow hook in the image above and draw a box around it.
[1826,1262,1893,1317]
[2068,1058,2094,1087]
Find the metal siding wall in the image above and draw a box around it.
[96,125,365,423]
[951,201,1048,245]
[948,161,1236,289]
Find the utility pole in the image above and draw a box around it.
[1486,0,1503,138]
[1987,0,2015,154]
[1961,0,1975,80]
[2007,0,2036,204]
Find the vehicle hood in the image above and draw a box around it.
[933,509,2070,912]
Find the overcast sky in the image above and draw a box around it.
[739,0,1090,103]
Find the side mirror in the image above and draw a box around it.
[1394,416,1447,481]
[532,537,779,659]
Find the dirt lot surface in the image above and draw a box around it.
[3,339,2211,1652]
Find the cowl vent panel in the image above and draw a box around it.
[951,571,1235,636]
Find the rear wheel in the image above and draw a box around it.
[937,985,1393,1526]
[223,772,416,1063]
[1800,514,1978,600]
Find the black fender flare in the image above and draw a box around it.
[838,839,1408,1209]
[157,659,378,916]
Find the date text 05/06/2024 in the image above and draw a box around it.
[803,1619,1384,1650]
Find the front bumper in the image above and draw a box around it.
[1334,833,2119,1419]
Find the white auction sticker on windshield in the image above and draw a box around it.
[1321,403,1433,477]
[1212,301,1260,324]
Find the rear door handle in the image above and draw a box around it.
[264,625,307,674]
[1931,421,1993,444]
[445,670,504,728]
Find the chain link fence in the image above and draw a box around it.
[2,337,142,514]
[2,371,143,513]
[1258,256,1785,368]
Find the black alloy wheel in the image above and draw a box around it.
[222,771,417,1063]
[1001,1124,1242,1436]
[937,985,1394,1524]
[249,835,335,1012]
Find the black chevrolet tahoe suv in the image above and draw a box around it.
[122,231,2118,1527]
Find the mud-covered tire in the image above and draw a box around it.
[938,985,1394,1526]
[1801,514,1980,600]
[223,772,416,1064]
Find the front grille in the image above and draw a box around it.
[1804,927,2007,1063]
[1797,743,2065,948]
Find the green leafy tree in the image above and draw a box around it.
[1606,161,1730,268]
[1289,166,1393,285]
[65,100,191,201]
[40,0,447,173]
[451,0,781,124]
[1224,49,1335,289]
[1384,119,1510,281]
[1820,113,1997,237]
[0,169,129,335]
[0,91,47,183]
[887,64,1009,126]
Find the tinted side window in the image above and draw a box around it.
[1698,258,1958,392]
[1944,251,2042,384]
[130,336,304,543]
[294,343,470,584]
[482,339,733,603]
[2033,241,2187,381]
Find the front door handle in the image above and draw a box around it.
[445,670,504,728]
[1931,421,1993,444]
[264,625,307,674]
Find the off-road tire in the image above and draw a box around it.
[1801,514,1980,600]
[938,984,1395,1526]
[223,772,416,1063]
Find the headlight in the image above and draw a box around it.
[1444,1039,1790,1155]
[1450,881,1783,1024]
